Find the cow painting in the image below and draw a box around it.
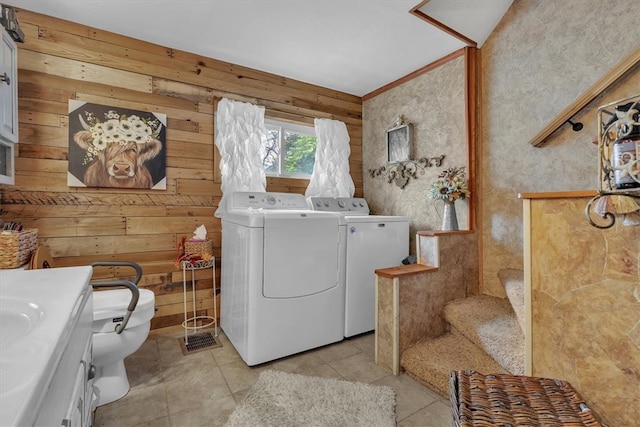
[68,103,166,190]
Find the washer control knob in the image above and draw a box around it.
[337,200,346,208]
[324,201,330,207]
[266,195,276,205]
[315,201,322,207]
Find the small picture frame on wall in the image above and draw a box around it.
[387,123,412,163]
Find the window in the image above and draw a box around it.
[263,119,317,178]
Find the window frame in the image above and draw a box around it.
[263,118,317,179]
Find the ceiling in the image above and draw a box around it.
[4,0,512,97]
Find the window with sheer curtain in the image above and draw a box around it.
[262,119,317,178]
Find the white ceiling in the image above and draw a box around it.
[4,0,512,97]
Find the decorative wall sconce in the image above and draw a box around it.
[585,94,640,228]
[368,155,445,189]
[368,116,446,189]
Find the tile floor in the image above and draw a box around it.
[93,327,451,426]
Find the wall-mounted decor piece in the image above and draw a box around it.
[585,94,640,228]
[68,100,167,190]
[369,155,445,189]
[387,118,412,163]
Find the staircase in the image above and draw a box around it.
[400,269,525,396]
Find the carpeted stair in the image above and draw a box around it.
[400,270,525,397]
[401,327,508,396]
[499,268,526,333]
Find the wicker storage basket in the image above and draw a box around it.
[0,228,38,269]
[184,239,212,257]
[450,370,602,427]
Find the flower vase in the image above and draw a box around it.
[441,200,459,231]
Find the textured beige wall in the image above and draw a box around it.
[529,196,640,425]
[362,55,468,252]
[480,0,640,296]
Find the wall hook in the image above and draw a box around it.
[567,119,583,132]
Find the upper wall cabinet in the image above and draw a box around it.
[0,26,17,185]
[0,26,18,143]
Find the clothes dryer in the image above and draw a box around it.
[221,192,344,365]
[308,197,409,337]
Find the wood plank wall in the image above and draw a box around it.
[0,9,363,329]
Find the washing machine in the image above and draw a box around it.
[308,197,409,337]
[220,192,344,366]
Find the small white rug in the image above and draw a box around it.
[224,370,396,427]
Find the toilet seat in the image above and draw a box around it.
[93,288,155,333]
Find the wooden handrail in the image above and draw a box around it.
[530,46,640,147]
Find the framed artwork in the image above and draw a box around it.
[386,123,412,163]
[67,100,167,189]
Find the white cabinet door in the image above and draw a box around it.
[0,26,18,143]
[0,138,13,184]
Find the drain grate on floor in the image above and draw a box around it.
[179,331,222,356]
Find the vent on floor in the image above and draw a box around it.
[179,331,222,356]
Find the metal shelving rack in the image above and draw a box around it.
[181,257,217,345]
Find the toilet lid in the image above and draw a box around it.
[30,246,54,270]
[93,288,155,320]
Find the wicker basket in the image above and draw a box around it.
[0,228,38,269]
[184,239,212,257]
[450,370,603,427]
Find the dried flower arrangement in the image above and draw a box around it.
[428,166,470,202]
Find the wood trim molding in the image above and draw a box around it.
[361,48,465,101]
[465,46,478,232]
[518,190,597,199]
[529,46,640,147]
[410,1,477,47]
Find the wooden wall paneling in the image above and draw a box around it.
[126,216,217,235]
[21,216,126,237]
[167,157,214,173]
[19,50,153,93]
[175,180,218,196]
[16,157,67,173]
[18,80,75,104]
[50,251,177,268]
[2,8,363,331]
[42,233,176,257]
[16,144,66,160]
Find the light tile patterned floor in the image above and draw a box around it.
[93,327,451,426]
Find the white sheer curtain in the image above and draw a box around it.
[305,118,355,198]
[214,98,267,218]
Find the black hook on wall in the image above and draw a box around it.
[567,119,583,132]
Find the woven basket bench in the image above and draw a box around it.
[450,370,603,426]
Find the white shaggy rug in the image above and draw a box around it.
[224,370,396,427]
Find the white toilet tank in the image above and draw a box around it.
[92,288,155,333]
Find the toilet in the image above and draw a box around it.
[91,287,156,407]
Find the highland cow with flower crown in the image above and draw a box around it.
[68,101,167,189]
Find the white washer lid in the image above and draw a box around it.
[344,215,410,223]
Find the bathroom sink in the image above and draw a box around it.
[0,299,44,349]
[0,266,93,427]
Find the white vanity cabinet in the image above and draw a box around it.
[34,292,94,427]
[0,25,18,185]
[0,267,95,427]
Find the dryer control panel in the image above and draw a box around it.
[308,197,369,213]
[230,192,308,210]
